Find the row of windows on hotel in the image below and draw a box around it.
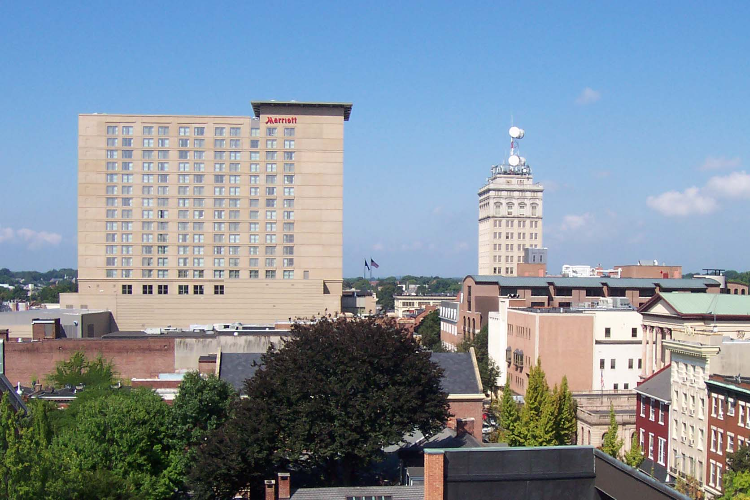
[103,199,296,219]
[108,256,294,267]
[106,138,295,149]
[106,125,294,138]
[105,174,295,185]
[104,162,296,173]
[103,228,293,249]
[115,268,297,281]
[105,151,295,161]
[492,232,540,240]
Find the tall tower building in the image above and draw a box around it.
[62,101,352,330]
[478,126,543,275]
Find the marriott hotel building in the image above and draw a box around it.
[61,102,352,331]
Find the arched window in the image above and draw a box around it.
[494,202,502,216]
[531,203,538,216]
[506,203,514,216]
[519,203,526,216]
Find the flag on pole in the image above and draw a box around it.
[364,259,370,271]
[370,258,379,269]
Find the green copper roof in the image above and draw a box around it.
[660,292,750,316]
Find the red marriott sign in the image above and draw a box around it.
[265,116,297,124]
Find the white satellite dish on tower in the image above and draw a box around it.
[519,157,526,165]
[509,127,525,139]
[508,155,520,166]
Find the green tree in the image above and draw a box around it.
[376,282,399,311]
[623,433,645,469]
[416,310,444,351]
[49,388,182,498]
[551,376,576,445]
[170,371,237,448]
[457,324,500,394]
[499,380,521,446]
[601,403,623,459]
[728,444,750,473]
[191,318,450,492]
[520,360,556,446]
[46,351,117,389]
[719,470,750,499]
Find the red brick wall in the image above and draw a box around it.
[635,393,669,466]
[448,399,484,440]
[424,451,444,500]
[5,338,176,386]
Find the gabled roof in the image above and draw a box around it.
[218,352,264,394]
[634,366,671,403]
[639,292,750,319]
[430,352,483,394]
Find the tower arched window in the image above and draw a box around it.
[494,202,502,216]
[519,203,526,216]
[531,203,538,216]
[506,203,514,216]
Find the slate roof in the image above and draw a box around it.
[657,292,750,316]
[290,485,423,500]
[430,352,482,394]
[218,352,264,394]
[635,366,671,403]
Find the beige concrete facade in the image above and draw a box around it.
[394,295,452,318]
[478,172,543,276]
[62,102,351,330]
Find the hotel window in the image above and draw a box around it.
[214,285,224,295]
[284,187,295,196]
[250,140,260,148]
[143,126,154,135]
[284,163,294,172]
[249,270,259,279]
[283,211,294,220]
[157,285,168,295]
[178,285,189,295]
[229,127,241,136]
[266,270,276,279]
[267,187,276,196]
[250,152,260,160]
[193,270,204,278]
[266,139,277,148]
[215,139,226,148]
[284,151,295,160]
[193,285,204,295]
[194,151,205,159]
[283,259,294,268]
[142,285,153,295]
[284,127,295,137]
[107,126,118,135]
[229,151,241,160]
[179,126,190,136]
[158,138,169,147]
[194,127,205,136]
[158,126,169,136]
[122,126,133,135]
[230,139,241,148]
[284,175,295,185]
[215,127,226,136]
[251,128,260,137]
[121,285,132,295]
[107,138,118,147]
[283,223,294,232]
[158,150,169,159]
[107,162,118,171]
[283,270,294,279]
[214,174,225,183]
[266,175,277,184]
[283,234,294,243]
[267,127,277,136]
[283,199,294,208]
[143,138,154,147]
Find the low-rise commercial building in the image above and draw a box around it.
[0,308,114,339]
[394,295,453,318]
[340,289,376,316]
[704,374,750,497]
[635,365,672,483]
[575,391,636,454]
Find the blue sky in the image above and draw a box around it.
[1,2,750,277]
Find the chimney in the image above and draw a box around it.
[424,450,445,500]
[264,479,276,500]
[277,472,290,499]
[456,418,475,438]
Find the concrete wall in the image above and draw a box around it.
[174,335,282,370]
[539,314,594,392]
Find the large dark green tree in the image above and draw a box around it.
[170,371,237,448]
[190,318,450,494]
[46,350,117,389]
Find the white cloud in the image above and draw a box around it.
[699,156,741,171]
[646,187,718,217]
[705,171,750,198]
[575,87,601,105]
[372,242,384,252]
[560,213,593,231]
[0,226,63,250]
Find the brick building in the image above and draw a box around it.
[635,365,672,482]
[704,374,750,497]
